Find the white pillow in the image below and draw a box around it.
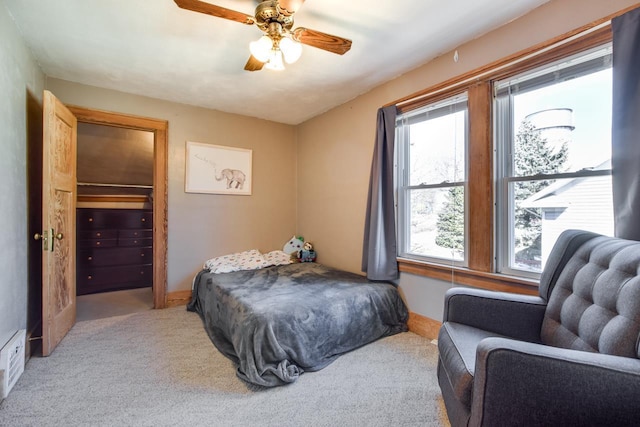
[263,250,293,266]
[204,249,270,274]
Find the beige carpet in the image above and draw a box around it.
[76,287,154,322]
[0,306,449,426]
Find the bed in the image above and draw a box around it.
[187,262,409,387]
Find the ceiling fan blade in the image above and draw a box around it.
[292,27,352,55]
[278,0,305,16]
[244,55,265,72]
[174,0,255,25]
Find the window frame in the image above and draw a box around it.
[394,23,613,294]
[396,95,470,266]
[495,44,614,278]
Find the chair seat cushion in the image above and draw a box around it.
[438,322,506,407]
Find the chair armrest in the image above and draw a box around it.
[471,337,640,427]
[443,287,546,342]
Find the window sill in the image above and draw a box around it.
[397,258,539,295]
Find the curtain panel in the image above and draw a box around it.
[362,105,398,281]
[612,7,640,240]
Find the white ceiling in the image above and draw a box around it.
[4,0,549,125]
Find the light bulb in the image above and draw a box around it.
[265,48,285,71]
[249,35,272,63]
[279,37,302,64]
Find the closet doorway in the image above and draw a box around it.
[68,106,168,310]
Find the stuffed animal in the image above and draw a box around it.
[300,242,317,263]
[283,235,304,260]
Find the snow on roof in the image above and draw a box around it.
[520,159,610,209]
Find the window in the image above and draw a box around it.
[495,45,614,276]
[394,26,615,291]
[397,94,468,264]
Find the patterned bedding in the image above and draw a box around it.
[203,249,292,274]
[187,262,409,387]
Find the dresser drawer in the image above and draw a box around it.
[118,229,152,239]
[77,208,153,229]
[78,230,118,240]
[78,238,118,248]
[118,237,152,247]
[78,264,153,286]
[78,247,153,267]
[117,211,153,229]
[77,281,151,296]
[77,209,112,229]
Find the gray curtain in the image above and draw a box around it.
[612,8,640,240]
[362,105,398,280]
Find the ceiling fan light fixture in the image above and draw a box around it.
[174,0,352,72]
[265,48,285,71]
[279,36,302,64]
[249,35,272,63]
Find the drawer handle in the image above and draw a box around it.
[88,275,92,280]
[133,232,138,236]
[96,232,101,237]
[88,218,93,222]
[133,240,138,244]
[140,271,144,275]
[140,253,145,257]
[96,241,101,246]
[87,256,93,261]
[141,218,146,222]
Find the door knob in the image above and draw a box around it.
[34,230,52,251]
[50,229,63,251]
[35,230,64,250]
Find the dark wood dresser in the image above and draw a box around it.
[76,208,153,295]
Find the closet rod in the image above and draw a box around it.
[77,182,153,189]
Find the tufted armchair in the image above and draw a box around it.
[437,230,640,427]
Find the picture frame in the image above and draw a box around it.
[185,141,252,195]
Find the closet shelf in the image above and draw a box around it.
[78,182,153,189]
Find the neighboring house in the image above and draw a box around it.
[521,160,614,266]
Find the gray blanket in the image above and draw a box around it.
[187,262,408,387]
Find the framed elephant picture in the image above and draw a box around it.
[185,141,252,195]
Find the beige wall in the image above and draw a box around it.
[77,123,154,189]
[0,1,45,347]
[296,0,640,320]
[46,78,297,293]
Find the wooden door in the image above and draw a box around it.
[39,90,77,356]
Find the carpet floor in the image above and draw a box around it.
[0,306,449,427]
[76,287,154,322]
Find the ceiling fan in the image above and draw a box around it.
[174,0,352,71]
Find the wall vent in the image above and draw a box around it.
[0,329,26,399]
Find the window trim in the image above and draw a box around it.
[398,257,539,295]
[394,23,614,293]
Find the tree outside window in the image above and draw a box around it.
[512,119,568,268]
